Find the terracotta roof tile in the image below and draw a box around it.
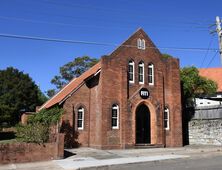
[39,61,101,110]
[199,68,222,92]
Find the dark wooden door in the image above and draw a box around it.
[136,104,150,144]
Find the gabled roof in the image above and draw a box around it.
[199,68,222,92]
[109,28,161,57]
[39,62,101,110]
[39,28,152,110]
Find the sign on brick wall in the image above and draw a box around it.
[139,88,149,99]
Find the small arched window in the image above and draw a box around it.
[128,60,135,83]
[77,107,84,130]
[148,63,154,85]
[112,104,119,129]
[164,107,170,130]
[137,38,142,49]
[138,61,144,84]
[141,39,146,50]
[137,39,145,50]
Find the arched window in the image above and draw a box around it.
[148,63,154,85]
[137,38,142,49]
[138,61,144,84]
[112,104,119,129]
[164,107,169,130]
[141,39,146,50]
[128,60,135,83]
[77,107,84,130]
[137,39,145,50]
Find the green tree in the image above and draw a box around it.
[46,89,57,98]
[180,66,217,107]
[37,88,48,105]
[162,53,173,59]
[47,56,99,97]
[0,67,47,126]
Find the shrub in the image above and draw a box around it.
[16,107,63,143]
[16,122,49,143]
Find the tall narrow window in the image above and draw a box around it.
[141,39,146,50]
[148,63,154,85]
[164,107,169,130]
[138,62,144,84]
[129,61,134,83]
[112,104,119,129]
[137,38,142,49]
[77,107,84,130]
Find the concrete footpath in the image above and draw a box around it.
[0,145,222,170]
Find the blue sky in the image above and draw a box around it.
[0,0,221,94]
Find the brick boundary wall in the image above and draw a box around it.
[0,133,64,164]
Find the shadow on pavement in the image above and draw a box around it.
[64,150,76,158]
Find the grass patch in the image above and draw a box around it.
[0,138,17,144]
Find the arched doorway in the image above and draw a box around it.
[136,104,151,144]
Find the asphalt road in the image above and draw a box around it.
[101,154,222,170]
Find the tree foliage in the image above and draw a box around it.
[180,66,217,106]
[16,107,63,143]
[46,89,57,98]
[47,56,99,97]
[28,106,63,126]
[0,67,47,126]
[162,53,173,59]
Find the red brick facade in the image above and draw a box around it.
[43,29,183,149]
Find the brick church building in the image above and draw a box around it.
[40,28,183,149]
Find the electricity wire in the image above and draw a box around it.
[199,35,215,68]
[206,50,219,68]
[0,33,219,52]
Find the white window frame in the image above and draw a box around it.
[112,104,119,129]
[138,62,144,84]
[141,39,146,50]
[164,107,170,130]
[77,107,84,130]
[137,38,142,49]
[148,63,154,85]
[129,61,135,84]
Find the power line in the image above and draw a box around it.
[12,0,212,30]
[206,50,219,68]
[199,35,215,68]
[0,33,115,46]
[37,0,213,25]
[0,16,132,30]
[200,51,219,76]
[2,1,210,33]
[0,33,219,52]
[0,15,209,32]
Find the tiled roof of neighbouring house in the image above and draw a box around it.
[39,61,101,110]
[199,68,222,92]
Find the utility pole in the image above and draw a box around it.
[216,16,222,65]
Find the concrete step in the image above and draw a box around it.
[135,144,164,149]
